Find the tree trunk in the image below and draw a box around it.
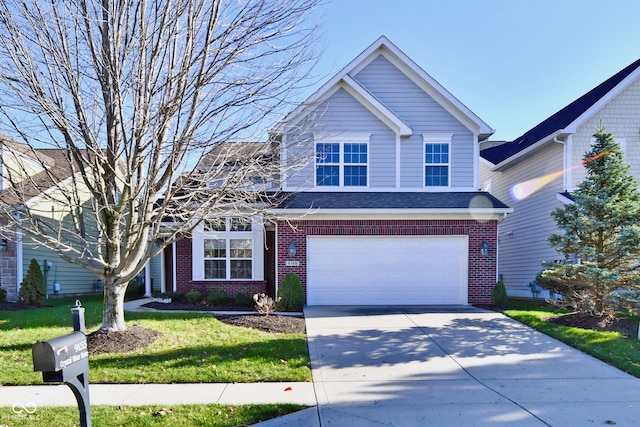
[101,279,128,332]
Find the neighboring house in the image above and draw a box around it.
[0,135,163,301]
[171,36,511,305]
[480,57,640,298]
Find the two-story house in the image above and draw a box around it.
[174,36,511,306]
[0,135,165,301]
[480,57,640,298]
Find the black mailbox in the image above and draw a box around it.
[33,331,89,382]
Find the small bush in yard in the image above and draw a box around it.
[253,293,281,316]
[234,290,254,307]
[206,289,228,306]
[0,287,6,303]
[186,289,202,304]
[491,279,508,307]
[278,273,304,311]
[18,258,46,306]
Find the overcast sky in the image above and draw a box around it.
[306,0,640,141]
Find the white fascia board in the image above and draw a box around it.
[490,129,566,172]
[564,67,640,133]
[371,40,494,138]
[272,38,388,134]
[557,193,575,205]
[480,156,496,168]
[274,36,494,138]
[24,173,77,208]
[341,75,412,136]
[281,186,482,193]
[271,207,512,220]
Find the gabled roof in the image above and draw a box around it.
[0,136,84,206]
[199,142,276,168]
[482,57,640,167]
[275,36,494,139]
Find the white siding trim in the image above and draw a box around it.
[423,134,453,189]
[564,68,640,133]
[340,75,412,136]
[171,242,177,292]
[274,36,494,138]
[395,133,401,188]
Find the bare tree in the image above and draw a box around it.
[0,0,321,331]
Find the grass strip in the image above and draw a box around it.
[1,296,311,385]
[0,403,306,427]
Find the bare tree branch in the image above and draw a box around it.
[0,0,322,331]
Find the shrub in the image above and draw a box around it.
[156,291,185,302]
[125,279,145,299]
[206,289,228,306]
[0,287,6,303]
[186,289,202,304]
[278,273,304,312]
[234,290,254,307]
[491,279,508,307]
[253,293,280,316]
[18,258,46,306]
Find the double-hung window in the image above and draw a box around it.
[424,134,452,187]
[315,134,369,187]
[202,218,253,280]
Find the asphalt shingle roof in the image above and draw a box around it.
[273,191,509,210]
[481,57,640,165]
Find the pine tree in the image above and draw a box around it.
[537,127,640,315]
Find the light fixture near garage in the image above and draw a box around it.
[287,240,297,257]
[0,239,7,252]
[480,241,489,256]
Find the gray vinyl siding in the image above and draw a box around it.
[483,143,564,295]
[284,87,396,189]
[354,55,475,188]
[22,240,99,297]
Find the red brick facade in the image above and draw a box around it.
[176,219,498,305]
[277,219,498,305]
[175,237,268,297]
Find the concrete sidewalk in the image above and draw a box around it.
[0,382,316,408]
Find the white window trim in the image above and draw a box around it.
[423,134,453,188]
[314,133,370,188]
[192,216,264,281]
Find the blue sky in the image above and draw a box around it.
[306,0,640,141]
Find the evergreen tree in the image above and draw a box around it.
[538,127,640,315]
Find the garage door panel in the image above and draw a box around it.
[307,236,468,305]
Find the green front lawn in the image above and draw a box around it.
[1,296,311,385]
[0,403,306,427]
[501,300,640,378]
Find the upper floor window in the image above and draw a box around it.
[314,134,370,187]
[423,134,452,187]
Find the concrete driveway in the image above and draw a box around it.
[303,306,640,426]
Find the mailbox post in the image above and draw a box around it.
[32,300,91,427]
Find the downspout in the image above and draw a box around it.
[171,241,177,292]
[553,135,570,191]
[395,132,401,188]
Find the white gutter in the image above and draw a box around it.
[491,129,565,172]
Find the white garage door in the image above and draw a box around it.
[307,235,468,305]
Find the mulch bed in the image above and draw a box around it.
[548,312,639,338]
[87,324,160,355]
[217,314,306,334]
[143,301,255,312]
[0,302,39,311]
